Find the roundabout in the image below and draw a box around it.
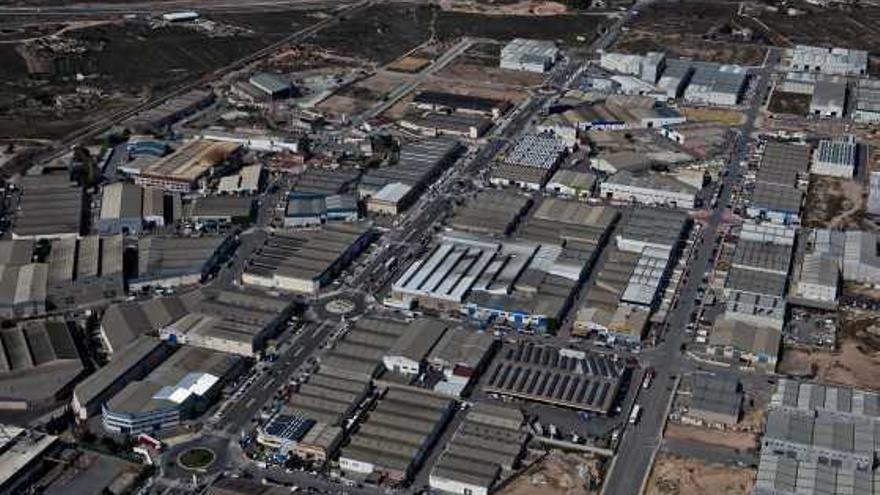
[177,447,216,472]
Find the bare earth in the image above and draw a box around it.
[438,0,568,16]
[646,453,755,495]
[779,341,880,391]
[664,423,758,451]
[498,451,602,495]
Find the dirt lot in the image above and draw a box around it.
[803,176,866,229]
[435,10,607,45]
[681,107,746,126]
[778,309,880,390]
[612,1,768,65]
[767,91,811,116]
[498,450,603,495]
[646,453,755,495]
[749,5,880,52]
[441,0,568,16]
[664,424,757,451]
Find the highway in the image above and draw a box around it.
[601,49,781,495]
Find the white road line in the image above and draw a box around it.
[311,326,323,338]
[292,347,303,357]
[245,397,255,408]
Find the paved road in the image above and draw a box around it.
[601,48,781,495]
[661,438,758,467]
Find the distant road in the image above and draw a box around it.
[0,0,373,177]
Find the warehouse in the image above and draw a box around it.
[687,373,742,426]
[794,251,839,305]
[810,79,847,118]
[400,112,492,139]
[723,238,792,330]
[45,235,125,312]
[616,207,690,253]
[756,380,880,495]
[125,90,214,133]
[242,221,372,295]
[841,230,880,285]
[248,72,296,99]
[338,387,454,484]
[499,38,559,73]
[217,164,263,194]
[102,346,242,436]
[98,294,192,356]
[382,318,448,377]
[98,182,144,235]
[0,320,84,411]
[134,139,241,193]
[291,167,360,196]
[186,196,254,228]
[448,190,531,237]
[411,91,511,119]
[360,137,462,215]
[853,79,880,123]
[429,403,527,495]
[759,141,811,187]
[285,370,371,426]
[131,235,234,290]
[489,164,553,191]
[11,174,82,241]
[72,337,171,422]
[600,171,698,209]
[788,45,868,75]
[284,192,358,228]
[545,169,597,200]
[320,317,408,380]
[258,411,344,464]
[657,59,694,99]
[0,427,59,495]
[504,133,567,170]
[706,317,781,367]
[747,182,804,225]
[812,135,857,178]
[482,343,624,414]
[683,63,749,106]
[159,289,292,357]
[427,327,497,397]
[0,263,47,319]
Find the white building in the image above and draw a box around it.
[599,52,643,75]
[868,172,880,215]
[843,230,880,284]
[683,64,749,106]
[795,252,839,304]
[600,171,698,209]
[811,135,856,178]
[788,45,868,76]
[500,38,559,73]
[853,79,880,124]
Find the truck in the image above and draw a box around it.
[629,404,642,425]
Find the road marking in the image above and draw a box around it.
[292,347,303,357]
[311,326,323,338]
[245,397,255,408]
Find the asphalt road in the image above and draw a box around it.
[601,49,781,495]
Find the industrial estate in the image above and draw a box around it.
[0,0,880,495]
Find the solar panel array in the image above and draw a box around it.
[483,343,624,413]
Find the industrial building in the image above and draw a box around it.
[812,135,857,178]
[853,79,880,123]
[217,164,263,194]
[600,171,699,209]
[159,289,293,357]
[400,112,492,139]
[427,327,496,397]
[11,174,82,241]
[809,79,847,117]
[0,263,47,319]
[683,63,749,106]
[429,403,527,495]
[576,208,689,343]
[393,203,615,330]
[0,320,84,411]
[547,96,686,133]
[338,387,454,484]
[291,167,360,196]
[411,91,511,119]
[242,221,372,295]
[45,235,125,312]
[598,51,666,84]
[0,426,60,495]
[125,90,214,133]
[794,251,839,305]
[284,193,359,228]
[131,235,234,290]
[102,346,242,436]
[360,137,462,215]
[134,139,241,193]
[723,237,793,330]
[186,196,254,228]
[748,182,804,225]
[490,133,567,191]
[98,182,144,235]
[545,169,597,199]
[483,343,625,414]
[448,190,531,237]
[499,38,559,73]
[657,59,694,99]
[248,72,296,99]
[788,45,868,75]
[98,294,194,356]
[706,317,782,368]
[756,379,880,495]
[842,230,880,284]
[320,317,410,379]
[382,318,448,377]
[72,336,171,422]
[687,373,742,426]
[257,412,342,464]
